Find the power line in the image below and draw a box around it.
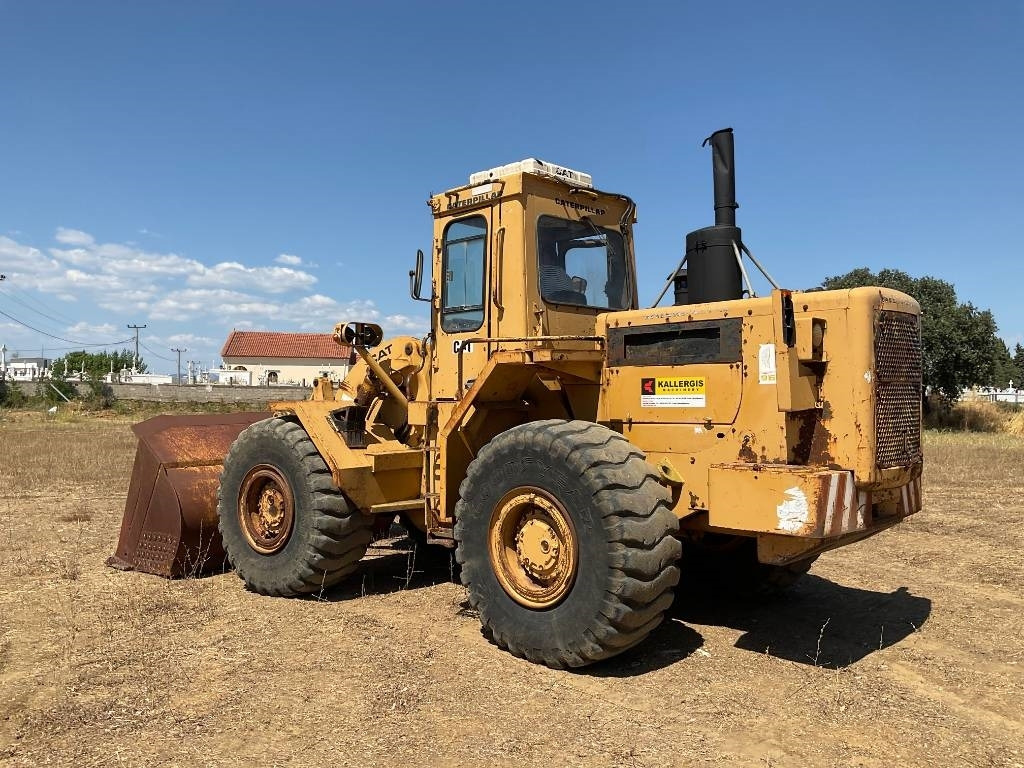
[2,276,81,325]
[0,279,81,326]
[0,308,134,347]
[0,286,84,330]
[139,341,175,363]
[7,344,135,355]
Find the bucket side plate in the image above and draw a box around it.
[108,411,268,577]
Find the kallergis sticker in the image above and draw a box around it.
[640,376,706,408]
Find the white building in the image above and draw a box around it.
[219,331,354,386]
[3,356,51,381]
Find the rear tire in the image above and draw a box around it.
[218,418,373,596]
[455,420,681,668]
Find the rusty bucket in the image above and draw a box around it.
[107,412,267,578]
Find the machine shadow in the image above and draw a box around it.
[670,574,932,669]
[317,538,459,601]
[580,619,706,677]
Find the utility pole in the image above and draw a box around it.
[171,348,187,385]
[127,323,146,372]
[0,276,5,380]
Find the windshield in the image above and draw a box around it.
[537,215,629,310]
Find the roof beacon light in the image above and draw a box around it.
[469,158,593,188]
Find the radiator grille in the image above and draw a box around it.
[874,311,922,468]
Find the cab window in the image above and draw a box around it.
[537,215,629,309]
[441,216,487,333]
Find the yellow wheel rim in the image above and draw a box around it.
[488,487,578,609]
[238,464,295,555]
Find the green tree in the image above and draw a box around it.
[822,268,1001,401]
[52,349,143,381]
[991,339,1016,389]
[1012,343,1024,388]
[37,368,78,404]
[0,377,29,407]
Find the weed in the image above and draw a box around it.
[58,525,84,581]
[810,617,831,666]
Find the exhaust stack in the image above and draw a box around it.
[676,127,744,304]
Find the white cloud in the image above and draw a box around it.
[187,262,317,293]
[151,332,218,347]
[66,321,116,337]
[51,243,203,277]
[0,236,61,277]
[0,228,425,370]
[385,313,430,335]
[54,227,95,246]
[148,288,269,321]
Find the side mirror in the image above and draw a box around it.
[409,249,429,302]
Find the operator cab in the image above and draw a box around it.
[418,159,638,399]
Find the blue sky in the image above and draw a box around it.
[1,1,1021,372]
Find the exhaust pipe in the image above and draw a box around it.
[678,127,743,304]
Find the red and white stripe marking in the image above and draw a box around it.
[821,472,920,536]
[822,472,865,536]
[900,474,922,515]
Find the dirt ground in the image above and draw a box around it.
[0,411,1021,768]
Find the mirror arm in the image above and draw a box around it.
[410,249,431,303]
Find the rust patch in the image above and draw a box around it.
[738,434,757,463]
[791,410,833,466]
[809,419,832,465]
[109,412,266,578]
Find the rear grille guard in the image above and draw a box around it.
[874,311,922,469]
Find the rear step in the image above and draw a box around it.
[107,412,267,577]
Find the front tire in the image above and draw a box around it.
[218,418,373,596]
[455,420,681,668]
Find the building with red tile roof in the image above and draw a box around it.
[219,330,354,386]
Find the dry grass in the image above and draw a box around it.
[926,398,1024,433]
[0,412,1022,767]
[1008,409,1024,436]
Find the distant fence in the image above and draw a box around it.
[8,380,311,405]
[963,389,1023,406]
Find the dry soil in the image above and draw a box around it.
[0,413,1021,767]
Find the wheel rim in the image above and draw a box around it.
[238,464,295,555]
[488,486,578,609]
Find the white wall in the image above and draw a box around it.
[6,362,47,381]
[221,357,351,386]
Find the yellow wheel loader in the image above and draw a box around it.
[110,130,923,668]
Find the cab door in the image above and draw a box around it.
[431,211,491,400]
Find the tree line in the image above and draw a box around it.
[823,268,1022,402]
[51,349,148,380]
[0,349,148,408]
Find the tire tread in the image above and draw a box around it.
[455,419,681,668]
[218,418,373,596]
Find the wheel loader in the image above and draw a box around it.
[109,129,923,668]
